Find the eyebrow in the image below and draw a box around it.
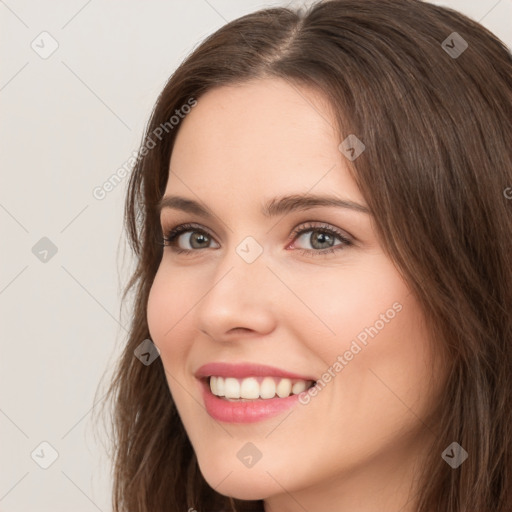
[158,193,370,219]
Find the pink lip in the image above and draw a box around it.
[194,362,316,381]
[199,379,309,424]
[195,362,316,424]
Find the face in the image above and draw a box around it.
[147,78,445,509]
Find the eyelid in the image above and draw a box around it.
[162,221,216,239]
[159,220,355,257]
[288,221,353,244]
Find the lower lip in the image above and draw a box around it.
[200,379,306,423]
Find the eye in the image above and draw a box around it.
[158,221,353,258]
[159,222,219,254]
[288,222,353,257]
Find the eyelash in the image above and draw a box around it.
[158,221,353,258]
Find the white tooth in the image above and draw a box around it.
[292,381,306,394]
[260,377,276,399]
[211,376,309,400]
[276,378,292,398]
[240,377,260,399]
[210,376,218,395]
[224,377,241,399]
[216,376,225,396]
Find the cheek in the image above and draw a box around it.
[146,266,191,365]
[332,290,436,435]
[146,270,168,343]
[288,256,409,361]
[293,258,437,419]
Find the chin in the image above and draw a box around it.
[196,458,279,501]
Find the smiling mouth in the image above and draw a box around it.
[206,375,316,401]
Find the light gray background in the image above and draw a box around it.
[1,1,511,510]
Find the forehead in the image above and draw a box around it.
[166,78,364,207]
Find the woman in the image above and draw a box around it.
[104,0,512,510]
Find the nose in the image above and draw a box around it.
[194,243,276,342]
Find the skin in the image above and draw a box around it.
[146,78,446,512]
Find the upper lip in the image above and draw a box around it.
[195,362,316,381]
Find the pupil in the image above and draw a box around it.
[192,233,208,248]
[313,231,332,249]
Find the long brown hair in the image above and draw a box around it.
[101,0,512,510]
